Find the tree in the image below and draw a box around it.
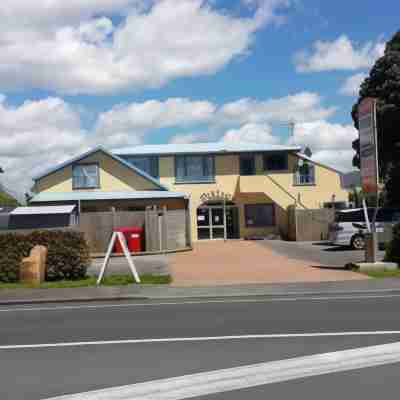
[352,31,400,206]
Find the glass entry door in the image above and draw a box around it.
[211,208,225,239]
[197,206,239,240]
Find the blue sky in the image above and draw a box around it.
[0,0,399,195]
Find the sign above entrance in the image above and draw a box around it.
[200,190,232,204]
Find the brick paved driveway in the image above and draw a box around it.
[169,241,368,286]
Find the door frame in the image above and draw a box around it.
[197,205,238,240]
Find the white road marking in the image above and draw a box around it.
[2,292,400,313]
[2,331,400,350]
[43,341,400,400]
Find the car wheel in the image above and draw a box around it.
[351,235,365,250]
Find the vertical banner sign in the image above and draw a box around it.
[358,98,379,195]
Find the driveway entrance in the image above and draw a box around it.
[169,241,367,286]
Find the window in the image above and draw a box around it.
[294,161,315,185]
[244,204,275,227]
[240,155,255,175]
[175,155,215,183]
[124,156,159,178]
[264,153,288,171]
[72,164,99,189]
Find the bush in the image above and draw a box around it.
[0,230,90,283]
[385,223,400,266]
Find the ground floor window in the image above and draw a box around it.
[244,204,275,227]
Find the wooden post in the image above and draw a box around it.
[162,205,168,252]
[186,197,193,248]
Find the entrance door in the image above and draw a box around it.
[211,208,225,239]
[197,206,239,240]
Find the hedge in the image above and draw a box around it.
[0,230,90,283]
[385,223,400,266]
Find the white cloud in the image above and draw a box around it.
[219,92,336,124]
[310,149,356,172]
[0,96,88,196]
[294,35,385,73]
[287,120,358,171]
[94,98,216,147]
[222,123,279,144]
[0,0,290,94]
[288,120,357,151]
[339,72,367,96]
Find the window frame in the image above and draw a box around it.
[123,156,159,178]
[240,154,256,176]
[294,162,316,186]
[72,163,100,190]
[244,203,275,228]
[175,155,215,184]
[263,152,288,172]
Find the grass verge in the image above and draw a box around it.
[0,274,171,289]
[361,269,400,279]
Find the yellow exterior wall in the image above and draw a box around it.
[34,151,159,193]
[159,153,348,241]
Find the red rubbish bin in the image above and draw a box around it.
[113,227,143,253]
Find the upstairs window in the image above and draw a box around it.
[294,160,315,185]
[72,164,99,189]
[175,155,215,183]
[264,153,288,171]
[124,156,159,178]
[240,155,256,176]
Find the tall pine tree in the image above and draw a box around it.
[352,31,400,207]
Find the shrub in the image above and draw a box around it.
[385,223,400,266]
[0,230,90,283]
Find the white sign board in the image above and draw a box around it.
[97,231,141,285]
[358,97,379,195]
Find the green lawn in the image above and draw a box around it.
[362,269,400,279]
[0,274,171,289]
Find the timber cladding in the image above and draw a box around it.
[288,206,335,242]
[79,209,189,253]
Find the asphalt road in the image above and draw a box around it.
[2,294,400,399]
[259,240,385,267]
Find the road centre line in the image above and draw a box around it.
[2,331,400,350]
[2,292,400,313]
[43,341,400,400]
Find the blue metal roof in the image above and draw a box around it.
[113,142,301,156]
[30,191,188,203]
[32,146,169,191]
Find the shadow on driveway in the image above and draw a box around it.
[257,240,385,268]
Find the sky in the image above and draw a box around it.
[0,0,399,198]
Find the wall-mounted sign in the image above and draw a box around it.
[358,97,379,195]
[200,190,232,204]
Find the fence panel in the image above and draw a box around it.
[80,209,189,253]
[293,208,335,241]
[165,209,187,250]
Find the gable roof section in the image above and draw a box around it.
[296,153,343,175]
[113,142,301,156]
[33,146,169,191]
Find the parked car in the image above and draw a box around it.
[329,208,400,250]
